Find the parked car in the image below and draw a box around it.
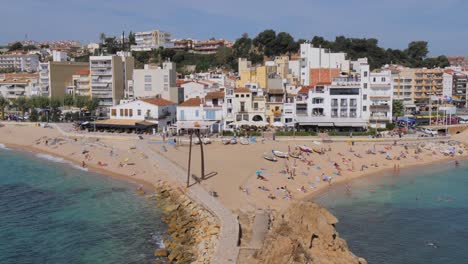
[422,128,438,136]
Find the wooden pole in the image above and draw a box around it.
[197,130,205,180]
[187,131,193,188]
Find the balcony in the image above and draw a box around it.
[340,103,348,107]
[296,110,308,116]
[369,105,390,111]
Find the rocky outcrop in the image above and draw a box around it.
[246,201,366,264]
[154,184,218,264]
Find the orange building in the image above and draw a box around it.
[309,68,340,87]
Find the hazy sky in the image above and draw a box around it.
[1,0,467,55]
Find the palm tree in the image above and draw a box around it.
[0,95,9,120]
[14,96,29,120]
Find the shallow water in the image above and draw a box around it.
[315,160,468,264]
[0,148,167,264]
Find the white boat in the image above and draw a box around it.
[240,137,249,145]
[230,138,238,144]
[299,145,312,153]
[222,139,230,145]
[202,138,212,145]
[272,150,288,158]
[263,154,278,162]
[193,137,201,145]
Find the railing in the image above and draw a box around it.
[331,103,338,107]
[370,105,390,111]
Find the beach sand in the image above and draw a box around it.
[157,135,468,212]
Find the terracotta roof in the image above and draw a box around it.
[142,98,176,106]
[315,81,331,85]
[205,91,225,99]
[298,86,313,94]
[234,87,250,93]
[176,79,190,86]
[179,98,203,107]
[75,69,90,75]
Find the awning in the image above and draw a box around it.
[298,122,334,127]
[334,122,367,127]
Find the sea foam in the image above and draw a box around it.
[35,153,88,171]
[0,144,10,150]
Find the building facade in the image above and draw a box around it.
[128,62,177,102]
[131,30,171,51]
[90,52,134,107]
[0,54,39,72]
[39,61,89,97]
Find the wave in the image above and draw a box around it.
[0,144,10,150]
[35,153,88,171]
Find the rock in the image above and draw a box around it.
[246,201,365,264]
[154,248,169,257]
[153,261,163,264]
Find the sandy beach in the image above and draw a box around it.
[1,122,467,263]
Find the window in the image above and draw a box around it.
[145,83,152,91]
[363,94,367,100]
[144,75,152,82]
[195,110,199,117]
[350,99,357,107]
[363,106,367,111]
[180,110,185,120]
[246,94,250,97]
[129,109,133,117]
[350,109,357,117]
[340,99,347,107]
[111,109,116,116]
[120,109,123,116]
[364,71,368,77]
[164,84,169,91]
[381,77,386,82]
[206,110,215,119]
[124,109,128,116]
[235,94,239,97]
[331,99,338,107]
[163,75,169,82]
[312,98,323,104]
[253,102,258,109]
[364,83,368,89]
[137,109,142,116]
[275,106,279,111]
[146,109,151,117]
[241,94,245,98]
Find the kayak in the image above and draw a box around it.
[263,154,278,162]
[272,150,288,158]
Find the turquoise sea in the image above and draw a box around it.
[315,159,468,264]
[0,145,167,264]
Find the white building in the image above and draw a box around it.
[131,30,171,51]
[127,62,178,102]
[90,52,134,107]
[0,54,39,72]
[366,69,394,128]
[52,50,68,62]
[109,98,176,131]
[300,43,350,85]
[180,80,220,100]
[0,74,39,99]
[176,91,225,132]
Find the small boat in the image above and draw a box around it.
[230,138,237,144]
[299,145,312,153]
[289,152,301,159]
[222,138,230,145]
[202,138,211,145]
[313,148,323,154]
[263,154,278,162]
[272,150,288,158]
[240,138,249,145]
[193,137,201,145]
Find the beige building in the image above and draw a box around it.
[131,30,171,51]
[39,61,89,98]
[90,52,134,107]
[66,69,91,96]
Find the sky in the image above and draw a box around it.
[1,0,467,56]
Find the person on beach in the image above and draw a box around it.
[82,160,86,168]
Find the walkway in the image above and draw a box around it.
[136,141,240,263]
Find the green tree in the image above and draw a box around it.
[128,31,136,46]
[64,94,75,107]
[253,29,277,57]
[8,42,23,51]
[405,41,428,67]
[86,98,100,116]
[215,46,234,67]
[0,95,9,119]
[22,45,37,51]
[50,97,62,122]
[393,100,404,117]
[14,96,29,120]
[274,32,296,55]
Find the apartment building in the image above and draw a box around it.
[90,52,134,107]
[228,87,266,123]
[127,62,178,102]
[39,61,89,97]
[131,30,171,51]
[392,68,415,103]
[413,68,444,104]
[176,91,225,132]
[67,69,91,96]
[0,54,39,72]
[300,43,350,85]
[445,69,468,107]
[52,50,68,62]
[366,70,394,127]
[0,73,39,100]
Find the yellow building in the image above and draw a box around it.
[237,66,267,88]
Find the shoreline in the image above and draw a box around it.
[305,154,467,201]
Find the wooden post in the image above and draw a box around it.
[187,131,193,188]
[197,130,205,180]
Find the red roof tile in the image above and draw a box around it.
[234,87,250,93]
[142,98,176,106]
[179,98,203,107]
[205,91,225,99]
